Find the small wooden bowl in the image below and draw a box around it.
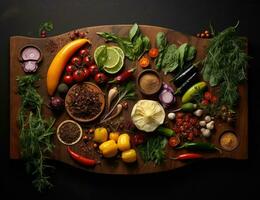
[137,69,162,95]
[56,120,83,145]
[65,82,105,123]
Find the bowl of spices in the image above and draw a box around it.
[65,82,105,122]
[137,69,162,95]
[57,120,83,145]
[219,130,239,151]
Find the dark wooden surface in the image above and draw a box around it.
[10,25,248,174]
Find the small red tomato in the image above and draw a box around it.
[83,68,90,79]
[73,69,85,82]
[82,56,92,66]
[201,99,209,105]
[94,73,107,84]
[131,134,145,146]
[148,48,159,58]
[71,56,82,66]
[88,64,99,76]
[204,91,212,101]
[79,49,89,57]
[66,64,76,74]
[63,75,74,85]
[168,136,180,147]
[211,95,218,104]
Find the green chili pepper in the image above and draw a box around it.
[176,142,221,152]
[157,126,175,137]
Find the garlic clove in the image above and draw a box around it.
[168,112,176,120]
[193,109,203,117]
[206,121,215,130]
[204,115,211,122]
[199,120,206,127]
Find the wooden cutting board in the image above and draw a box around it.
[9,25,248,174]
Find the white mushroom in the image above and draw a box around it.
[204,115,211,123]
[168,112,176,120]
[199,121,206,127]
[206,121,215,130]
[201,128,211,138]
[193,109,203,117]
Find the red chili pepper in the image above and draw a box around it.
[108,68,136,84]
[169,153,203,161]
[67,147,97,166]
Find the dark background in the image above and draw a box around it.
[1,0,259,199]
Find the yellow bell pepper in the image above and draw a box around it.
[109,132,120,142]
[93,127,108,143]
[117,133,131,151]
[99,140,118,158]
[122,149,137,163]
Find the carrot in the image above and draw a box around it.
[139,57,150,68]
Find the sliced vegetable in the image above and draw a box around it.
[159,83,176,108]
[168,136,180,147]
[148,48,159,58]
[139,56,150,68]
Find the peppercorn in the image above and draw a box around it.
[88,128,95,134]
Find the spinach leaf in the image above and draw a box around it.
[129,23,139,41]
[156,32,167,51]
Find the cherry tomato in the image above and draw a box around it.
[88,64,99,76]
[201,99,209,105]
[168,136,180,147]
[131,134,145,146]
[139,56,150,68]
[71,56,82,66]
[79,49,89,57]
[148,48,159,58]
[66,64,76,74]
[63,75,74,85]
[211,95,218,104]
[83,68,90,79]
[94,73,107,84]
[82,56,92,66]
[73,69,85,82]
[204,91,212,101]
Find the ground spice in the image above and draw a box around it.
[139,73,160,94]
[220,131,239,151]
[59,121,81,144]
[67,83,102,119]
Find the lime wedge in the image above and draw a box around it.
[111,46,125,60]
[104,56,124,74]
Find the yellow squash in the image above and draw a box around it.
[46,38,90,96]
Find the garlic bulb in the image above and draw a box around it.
[131,100,165,132]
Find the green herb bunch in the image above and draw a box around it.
[97,23,150,60]
[138,135,168,165]
[17,75,55,192]
[202,22,248,109]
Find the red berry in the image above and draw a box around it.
[66,64,76,74]
[73,69,85,82]
[82,56,92,66]
[71,56,82,66]
[88,64,99,76]
[79,49,89,57]
[63,75,74,85]
[201,99,209,105]
[94,73,107,84]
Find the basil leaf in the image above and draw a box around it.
[129,23,139,42]
[133,36,143,56]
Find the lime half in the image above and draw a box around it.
[112,46,125,60]
[104,56,124,74]
[94,45,106,65]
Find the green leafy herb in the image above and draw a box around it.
[17,75,55,192]
[138,135,168,165]
[202,21,248,109]
[155,32,196,74]
[39,21,53,35]
[97,23,150,60]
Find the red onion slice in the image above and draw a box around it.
[21,47,41,61]
[23,61,38,73]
